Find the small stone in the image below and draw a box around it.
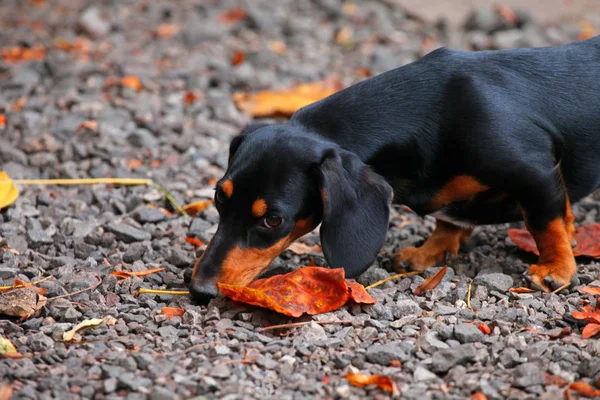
[134,206,166,223]
[433,304,458,316]
[431,344,477,373]
[213,345,230,355]
[366,344,408,365]
[413,366,438,382]
[158,326,179,338]
[474,271,514,293]
[209,364,231,378]
[359,326,378,341]
[299,321,327,342]
[149,386,180,400]
[0,267,18,280]
[105,222,151,243]
[28,332,54,352]
[78,7,109,38]
[168,248,192,268]
[391,299,422,319]
[123,243,146,263]
[513,362,544,388]
[104,377,118,393]
[27,218,53,247]
[454,323,484,343]
[499,347,520,368]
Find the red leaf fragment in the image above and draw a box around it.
[345,373,399,395]
[478,323,491,335]
[508,224,600,258]
[414,266,447,296]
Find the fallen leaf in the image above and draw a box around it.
[578,20,597,41]
[125,159,143,170]
[111,267,165,279]
[336,27,353,47]
[156,23,180,38]
[269,40,286,54]
[185,237,205,249]
[218,267,376,318]
[0,384,13,400]
[183,91,200,106]
[471,392,487,400]
[0,287,46,319]
[287,242,323,255]
[76,120,99,133]
[509,287,537,293]
[233,79,343,118]
[414,266,447,296]
[582,323,600,339]
[0,171,19,210]
[12,96,27,112]
[0,337,21,358]
[571,311,600,324]
[390,360,402,367]
[345,373,399,396]
[1,44,46,63]
[121,76,143,91]
[478,323,491,335]
[581,286,600,296]
[355,67,372,78]
[63,318,105,342]
[544,373,569,387]
[347,281,376,304]
[0,114,5,127]
[231,50,245,66]
[161,307,184,319]
[495,4,517,24]
[181,200,213,216]
[569,381,600,397]
[12,279,47,295]
[218,8,247,24]
[548,327,571,340]
[508,224,600,258]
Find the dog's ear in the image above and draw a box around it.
[229,123,270,163]
[315,149,393,277]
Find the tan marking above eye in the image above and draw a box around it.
[252,198,268,217]
[222,180,234,198]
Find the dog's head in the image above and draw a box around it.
[188,123,392,301]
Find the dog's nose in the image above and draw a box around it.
[188,279,218,303]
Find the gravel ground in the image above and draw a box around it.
[1,1,600,399]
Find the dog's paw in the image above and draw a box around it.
[392,247,454,272]
[526,263,576,292]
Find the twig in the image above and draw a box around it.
[258,319,352,332]
[13,178,151,185]
[217,358,256,366]
[551,283,570,295]
[467,280,473,309]
[47,274,101,301]
[0,275,54,291]
[138,288,189,295]
[365,271,420,290]
[149,182,188,216]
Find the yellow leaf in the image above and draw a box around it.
[0,171,19,210]
[63,318,105,342]
[0,337,21,358]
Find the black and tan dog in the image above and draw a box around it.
[189,36,600,301]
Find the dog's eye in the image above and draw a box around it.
[215,190,225,205]
[263,214,282,228]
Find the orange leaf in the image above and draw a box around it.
[231,50,245,66]
[183,92,200,106]
[1,45,46,63]
[181,200,213,216]
[355,67,372,78]
[347,281,376,304]
[121,76,143,92]
[161,307,184,319]
[508,224,600,258]
[582,323,600,339]
[345,373,399,395]
[548,327,571,340]
[578,20,597,41]
[545,373,569,387]
[581,286,600,296]
[509,287,537,293]
[414,266,447,296]
[471,392,487,400]
[76,120,98,133]
[0,115,6,127]
[390,360,402,367]
[12,96,27,112]
[269,40,286,55]
[218,8,247,24]
[185,237,205,249]
[478,323,491,335]
[125,159,143,170]
[287,242,322,255]
[569,381,600,397]
[0,384,13,400]
[572,311,600,324]
[218,267,374,317]
[156,23,180,38]
[110,267,165,279]
[233,79,343,118]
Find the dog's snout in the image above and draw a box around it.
[189,279,218,303]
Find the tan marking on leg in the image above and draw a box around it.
[216,217,318,286]
[393,219,472,272]
[428,175,490,211]
[252,198,268,218]
[526,217,576,292]
[222,180,234,198]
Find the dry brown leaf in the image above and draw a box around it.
[0,384,13,400]
[287,242,323,255]
[0,337,21,359]
[346,281,376,305]
[233,79,343,118]
[1,44,46,63]
[269,40,286,54]
[111,267,165,279]
[183,91,200,106]
[125,159,143,170]
[76,120,98,133]
[569,381,600,397]
[218,8,247,24]
[581,286,600,296]
[231,50,245,66]
[509,287,537,293]
[156,23,180,38]
[508,224,600,258]
[414,266,447,296]
[161,307,184,319]
[63,318,105,342]
[185,237,205,249]
[181,200,213,216]
[0,287,46,319]
[345,373,399,396]
[218,267,375,318]
[582,323,600,339]
[121,76,143,91]
[12,96,27,112]
[571,311,600,324]
[544,373,569,387]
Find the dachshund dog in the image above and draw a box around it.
[189,36,600,301]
